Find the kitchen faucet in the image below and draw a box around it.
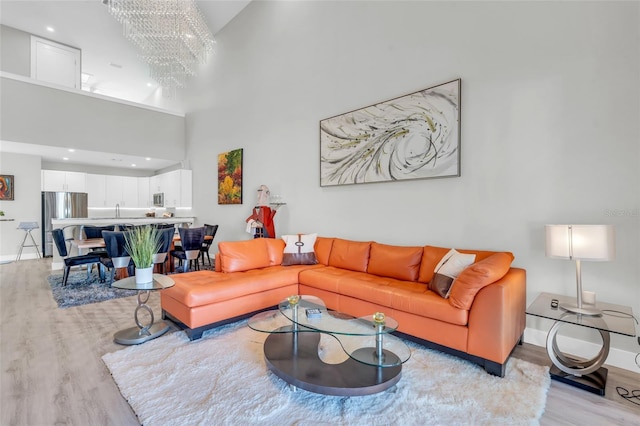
[115,203,120,218]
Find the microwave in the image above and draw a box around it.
[153,193,164,207]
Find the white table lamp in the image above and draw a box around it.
[545,224,615,316]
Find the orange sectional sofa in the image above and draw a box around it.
[161,236,526,376]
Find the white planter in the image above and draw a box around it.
[135,266,154,285]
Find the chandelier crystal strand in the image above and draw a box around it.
[105,0,214,97]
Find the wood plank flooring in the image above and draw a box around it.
[1,258,639,425]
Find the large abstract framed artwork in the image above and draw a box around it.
[320,79,461,186]
[218,149,243,205]
[0,175,14,200]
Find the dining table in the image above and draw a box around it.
[70,234,213,276]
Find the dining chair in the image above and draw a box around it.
[100,231,134,284]
[51,229,107,286]
[82,225,115,256]
[170,227,205,273]
[199,224,219,267]
[153,227,177,274]
[152,223,176,230]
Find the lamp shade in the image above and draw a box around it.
[545,225,615,261]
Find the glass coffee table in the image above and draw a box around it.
[248,295,410,396]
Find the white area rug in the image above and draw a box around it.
[103,321,550,425]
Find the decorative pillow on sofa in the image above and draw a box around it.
[282,233,318,266]
[448,252,515,310]
[428,249,476,298]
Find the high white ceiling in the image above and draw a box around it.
[0,0,251,171]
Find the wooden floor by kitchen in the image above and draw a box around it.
[1,258,639,425]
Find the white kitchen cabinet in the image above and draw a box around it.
[162,170,181,207]
[180,169,192,208]
[138,177,150,208]
[162,169,192,207]
[105,176,139,207]
[42,170,86,192]
[86,174,106,207]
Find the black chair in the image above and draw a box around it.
[100,231,134,284]
[152,223,176,230]
[82,225,115,256]
[199,224,219,267]
[170,227,205,273]
[52,229,107,286]
[153,227,176,274]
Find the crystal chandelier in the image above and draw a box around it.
[104,0,214,96]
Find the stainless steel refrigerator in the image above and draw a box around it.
[41,192,88,257]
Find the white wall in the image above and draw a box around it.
[0,76,186,161]
[184,1,640,358]
[0,152,42,261]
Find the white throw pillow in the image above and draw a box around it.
[281,233,318,266]
[429,249,476,298]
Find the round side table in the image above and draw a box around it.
[112,274,175,345]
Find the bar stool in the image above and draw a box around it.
[16,221,41,261]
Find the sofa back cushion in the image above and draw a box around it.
[448,252,515,310]
[265,238,285,266]
[367,242,423,281]
[327,238,371,272]
[218,238,284,273]
[314,237,334,266]
[418,245,500,283]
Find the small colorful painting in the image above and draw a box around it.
[320,79,461,186]
[218,149,243,205]
[0,175,14,201]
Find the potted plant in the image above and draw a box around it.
[123,225,161,285]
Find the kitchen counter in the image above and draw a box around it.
[51,217,195,227]
[48,217,196,271]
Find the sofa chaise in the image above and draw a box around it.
[161,236,526,376]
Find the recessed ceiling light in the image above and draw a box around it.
[46,26,55,32]
[145,157,151,161]
[62,157,69,161]
[68,148,75,152]
[131,164,137,167]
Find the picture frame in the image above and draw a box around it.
[0,174,14,201]
[217,149,243,205]
[320,79,461,186]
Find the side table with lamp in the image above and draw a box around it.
[526,224,637,395]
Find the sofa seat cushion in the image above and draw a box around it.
[337,275,468,326]
[390,289,469,326]
[164,265,316,308]
[299,266,364,293]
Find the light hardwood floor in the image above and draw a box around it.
[1,258,639,425]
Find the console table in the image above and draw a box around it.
[526,292,636,395]
[112,274,175,345]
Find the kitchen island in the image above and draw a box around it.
[49,217,196,270]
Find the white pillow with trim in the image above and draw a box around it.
[429,248,476,298]
[282,233,318,266]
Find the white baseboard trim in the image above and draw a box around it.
[524,327,639,373]
[0,253,39,263]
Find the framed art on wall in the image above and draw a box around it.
[0,175,14,200]
[218,149,243,204]
[320,79,461,187]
